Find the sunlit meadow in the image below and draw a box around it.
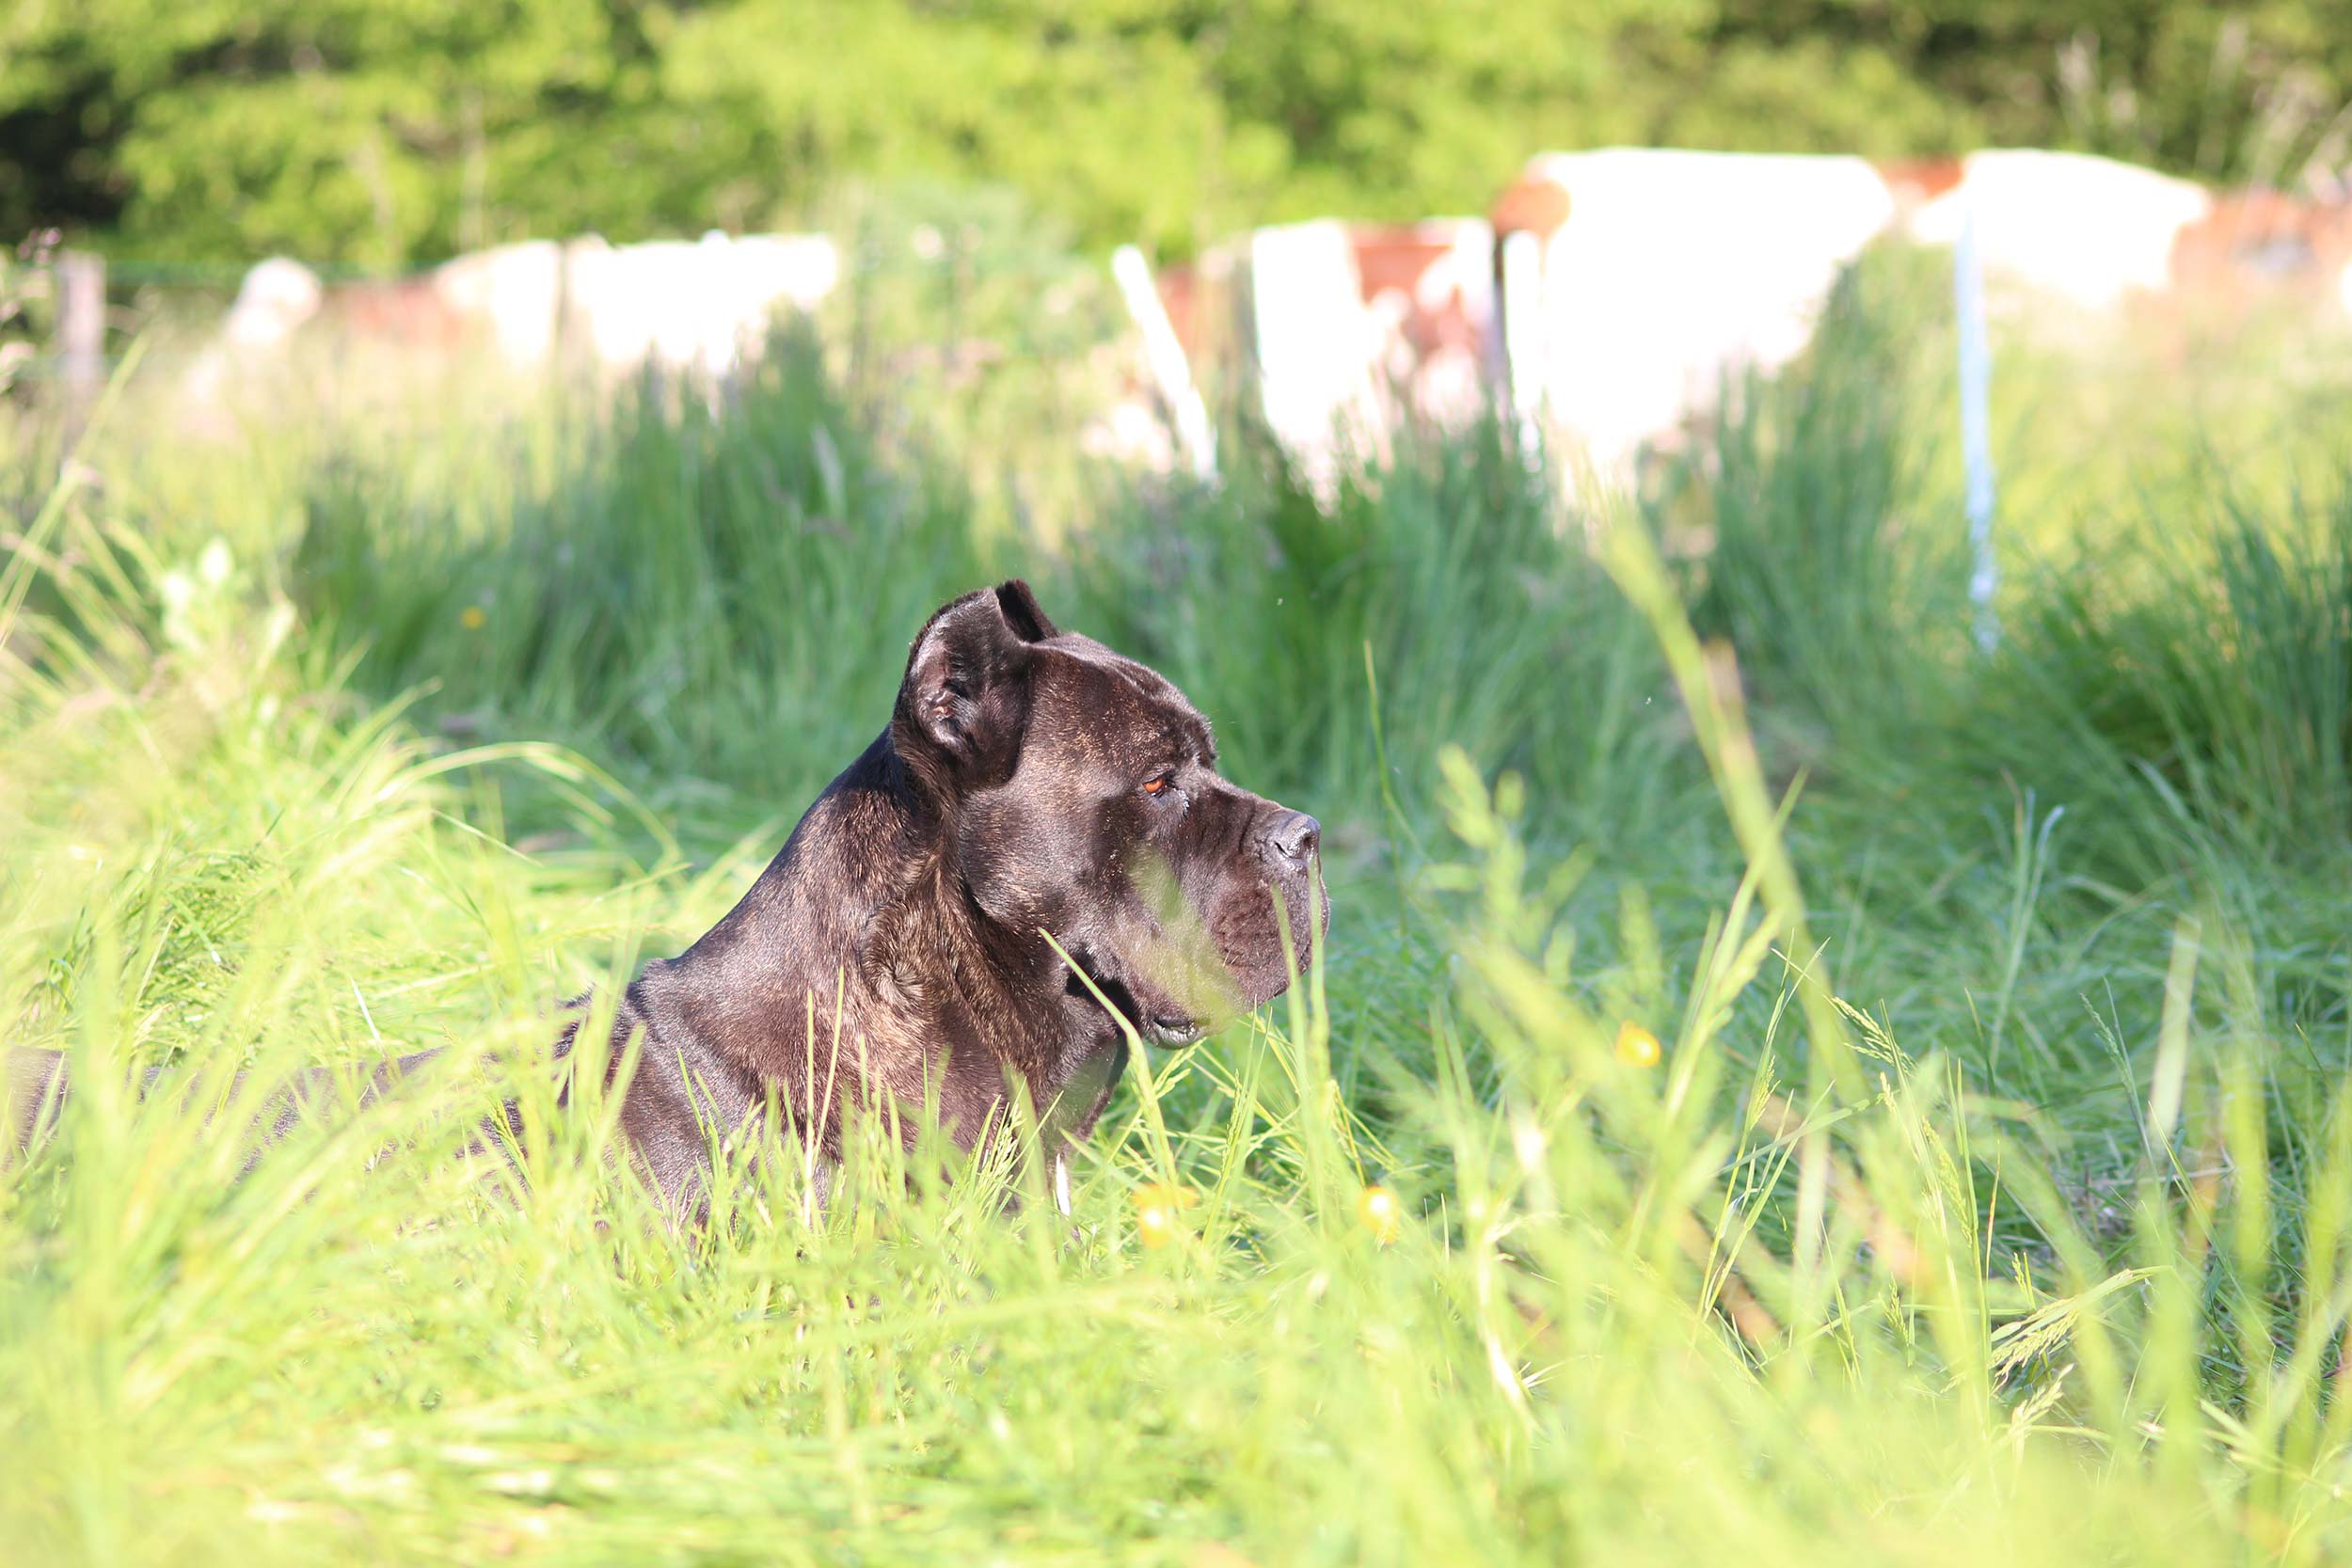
[6,246,2352,1565]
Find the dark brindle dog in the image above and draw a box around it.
[8,582,1326,1211]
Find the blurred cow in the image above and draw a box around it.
[1489,148,1899,474]
[1108,217,1500,494]
[562,231,841,374]
[197,230,840,403]
[1899,150,2214,311]
[1489,146,2352,477]
[2167,187,2352,315]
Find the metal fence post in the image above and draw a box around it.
[1954,212,1998,654]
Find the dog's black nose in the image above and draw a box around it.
[1265,810,1321,871]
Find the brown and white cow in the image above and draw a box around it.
[1102,218,1501,494]
[196,231,840,404]
[1489,148,1900,474]
[1487,146,2352,478]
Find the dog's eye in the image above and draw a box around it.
[1141,771,1178,799]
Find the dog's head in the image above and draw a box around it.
[892,580,1327,1045]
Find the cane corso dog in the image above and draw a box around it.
[8,582,1327,1212]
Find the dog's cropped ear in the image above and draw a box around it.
[896,581,1056,778]
[991,578,1058,642]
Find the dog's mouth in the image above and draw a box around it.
[1143,1013,1209,1048]
[1063,944,1220,1050]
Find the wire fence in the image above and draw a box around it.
[4,242,1132,383]
[7,230,2348,526]
[14,251,2337,398]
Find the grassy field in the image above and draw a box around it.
[5,260,2352,1566]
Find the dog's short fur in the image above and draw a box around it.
[10,582,1326,1208]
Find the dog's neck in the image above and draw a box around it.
[635,729,1118,1148]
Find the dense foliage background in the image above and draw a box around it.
[8,1,2352,263]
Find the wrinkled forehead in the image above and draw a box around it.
[1027,635,1216,766]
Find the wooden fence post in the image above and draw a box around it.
[56,250,105,432]
[1111,245,1217,484]
[1498,229,1546,466]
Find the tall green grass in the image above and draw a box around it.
[1661,245,1965,748]
[292,358,1677,832]
[7,251,2352,1564]
[1065,415,1676,832]
[292,335,996,821]
[1990,483,2352,863]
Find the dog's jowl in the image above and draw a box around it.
[12,581,1327,1209]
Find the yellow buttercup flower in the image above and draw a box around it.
[1131,1181,1198,1249]
[1136,1204,1178,1248]
[1614,1021,1662,1069]
[460,605,487,630]
[1358,1183,1402,1244]
[1131,1181,1199,1211]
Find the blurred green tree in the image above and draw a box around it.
[3,0,2348,264]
